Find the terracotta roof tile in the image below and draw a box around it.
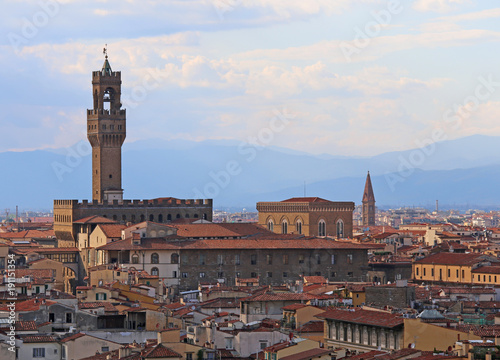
[414,253,491,266]
[142,344,182,358]
[316,308,404,328]
[280,348,330,360]
[22,335,57,343]
[98,224,126,238]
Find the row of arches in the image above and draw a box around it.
[131,253,179,265]
[266,217,345,238]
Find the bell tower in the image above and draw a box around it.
[87,47,126,202]
[362,171,376,227]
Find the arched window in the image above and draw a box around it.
[131,214,136,222]
[194,214,199,218]
[171,253,179,264]
[318,220,326,237]
[336,220,344,238]
[131,254,139,264]
[267,220,274,232]
[176,214,181,219]
[203,213,207,220]
[140,215,145,222]
[149,214,154,222]
[151,253,159,264]
[296,220,302,235]
[122,214,126,221]
[185,214,190,218]
[151,267,159,276]
[158,214,163,223]
[112,215,117,221]
[167,214,172,221]
[282,220,288,234]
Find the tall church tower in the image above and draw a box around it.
[87,49,126,202]
[362,171,375,227]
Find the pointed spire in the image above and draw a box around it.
[102,44,112,75]
[362,171,375,202]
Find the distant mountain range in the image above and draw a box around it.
[2,134,500,211]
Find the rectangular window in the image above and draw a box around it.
[33,348,45,358]
[267,272,272,278]
[348,272,353,277]
[260,341,269,349]
[251,272,257,278]
[331,254,335,264]
[431,268,434,277]
[424,268,426,276]
[187,354,193,360]
[182,272,188,278]
[181,255,188,265]
[217,272,224,278]
[102,347,109,352]
[347,254,353,264]
[251,254,257,265]
[331,271,336,277]
[173,271,177,278]
[267,255,272,265]
[199,272,206,278]
[462,269,465,278]
[416,268,419,276]
[315,254,321,265]
[49,313,55,322]
[283,272,288,278]
[199,254,206,265]
[283,254,289,265]
[236,272,241,278]
[66,313,73,323]
[456,269,459,277]
[298,255,304,264]
[235,254,240,265]
[217,254,224,265]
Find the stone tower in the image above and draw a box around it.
[362,171,375,227]
[87,52,126,202]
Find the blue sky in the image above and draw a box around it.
[2,0,500,156]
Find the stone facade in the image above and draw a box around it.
[178,246,369,290]
[54,198,212,241]
[256,197,355,238]
[365,285,416,309]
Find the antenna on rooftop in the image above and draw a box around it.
[103,44,108,59]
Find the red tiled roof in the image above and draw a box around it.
[98,224,126,238]
[0,321,37,332]
[282,304,308,311]
[244,292,319,302]
[316,308,404,328]
[414,252,489,266]
[73,215,116,224]
[472,266,500,274]
[171,223,271,238]
[280,348,330,360]
[0,299,56,312]
[142,344,182,358]
[14,269,54,279]
[22,335,57,343]
[263,341,291,352]
[296,320,324,333]
[281,197,330,203]
[99,237,374,251]
[341,350,386,360]
[60,333,86,342]
[303,276,327,284]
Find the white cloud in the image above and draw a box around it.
[413,0,471,13]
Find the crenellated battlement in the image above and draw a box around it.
[54,198,212,209]
[92,70,121,80]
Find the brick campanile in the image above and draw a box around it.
[87,51,126,202]
[362,171,376,227]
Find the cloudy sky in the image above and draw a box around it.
[2,0,500,156]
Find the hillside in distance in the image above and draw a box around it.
[1,134,499,210]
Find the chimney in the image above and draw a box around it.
[119,346,131,358]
